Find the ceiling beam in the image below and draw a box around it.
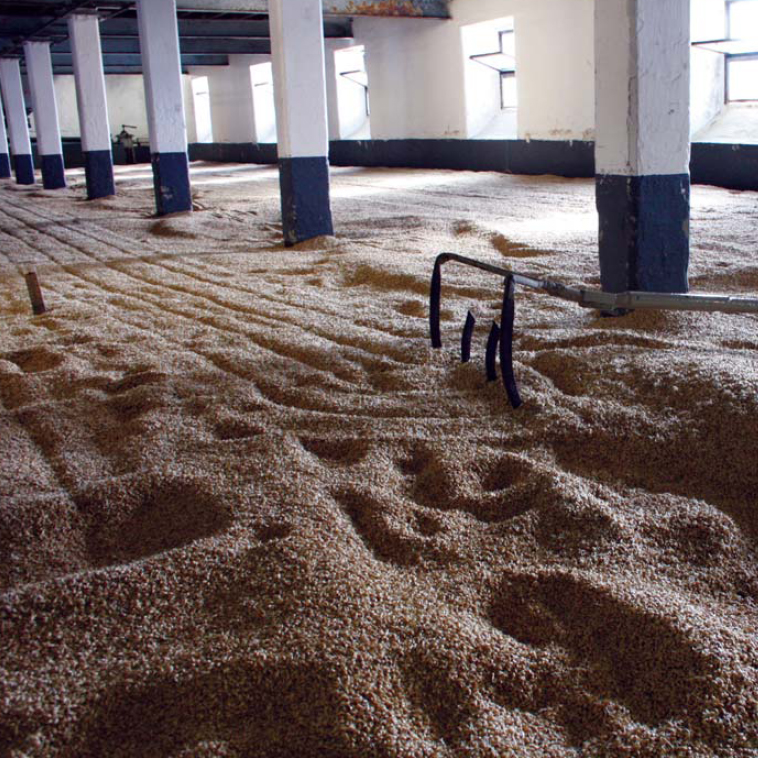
[50,66,188,75]
[44,51,230,66]
[97,17,352,38]
[52,37,275,54]
[174,0,449,17]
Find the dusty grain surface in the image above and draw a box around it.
[1,163,757,757]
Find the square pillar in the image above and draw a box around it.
[0,90,10,178]
[0,58,35,185]
[270,0,334,246]
[595,0,691,293]
[69,13,116,200]
[136,0,192,216]
[23,41,66,189]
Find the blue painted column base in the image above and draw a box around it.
[596,173,690,293]
[279,157,334,246]
[151,152,192,215]
[41,154,66,189]
[84,150,116,200]
[13,154,35,185]
[0,153,10,179]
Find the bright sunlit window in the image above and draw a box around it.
[728,56,758,99]
[728,0,758,37]
[469,21,517,110]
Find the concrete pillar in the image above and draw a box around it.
[270,0,333,246]
[23,41,66,189]
[0,89,10,178]
[136,0,191,215]
[0,58,35,185]
[595,0,691,294]
[69,13,116,200]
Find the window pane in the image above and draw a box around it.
[692,0,726,42]
[728,57,758,99]
[501,75,518,108]
[500,31,515,59]
[729,0,758,38]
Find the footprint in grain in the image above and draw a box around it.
[105,370,167,394]
[300,436,370,466]
[214,417,264,441]
[104,370,170,422]
[333,487,455,567]
[334,487,419,566]
[256,522,294,542]
[489,568,721,726]
[66,658,347,758]
[400,444,538,523]
[79,476,232,567]
[6,347,64,374]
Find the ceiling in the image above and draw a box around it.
[0,0,450,75]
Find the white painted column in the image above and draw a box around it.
[23,41,66,189]
[0,57,35,185]
[69,12,115,199]
[595,0,691,294]
[270,0,333,245]
[136,0,191,215]
[0,89,10,179]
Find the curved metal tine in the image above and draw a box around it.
[486,321,500,381]
[430,255,444,348]
[499,275,523,409]
[461,311,476,363]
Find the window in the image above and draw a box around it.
[727,56,758,99]
[692,0,758,101]
[727,0,758,37]
[249,62,277,143]
[461,17,517,139]
[334,46,371,140]
[470,25,517,110]
[191,77,213,143]
[337,46,370,119]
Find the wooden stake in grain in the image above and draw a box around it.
[25,271,46,315]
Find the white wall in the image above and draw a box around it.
[356,0,595,142]
[356,16,466,139]
[514,0,594,141]
[250,61,277,143]
[190,76,213,142]
[54,74,151,143]
[691,47,725,136]
[183,75,198,144]
[187,56,269,143]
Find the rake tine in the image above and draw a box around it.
[461,311,476,363]
[430,256,443,348]
[500,275,523,409]
[486,321,500,381]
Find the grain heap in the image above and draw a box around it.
[1,163,757,757]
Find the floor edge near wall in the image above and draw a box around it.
[44,139,758,193]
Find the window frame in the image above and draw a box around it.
[469,27,517,111]
[691,0,758,103]
[726,0,758,101]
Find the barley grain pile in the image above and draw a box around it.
[1,163,757,757]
